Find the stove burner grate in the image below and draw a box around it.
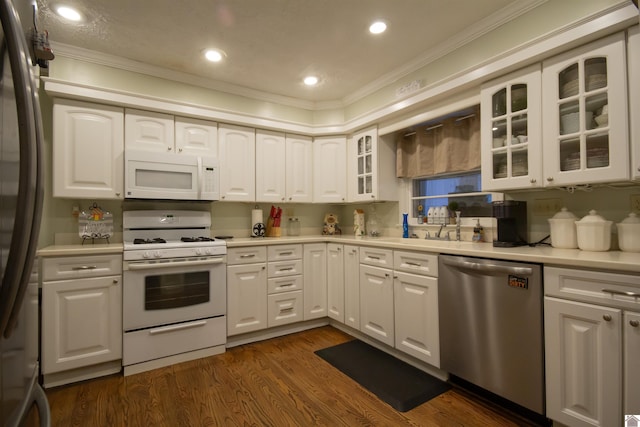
[180,236,216,242]
[133,238,167,244]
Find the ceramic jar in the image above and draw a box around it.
[617,213,640,252]
[548,207,578,249]
[575,210,612,252]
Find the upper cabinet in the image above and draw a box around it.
[541,32,629,187]
[481,64,542,191]
[53,99,124,199]
[125,110,217,157]
[313,136,347,203]
[218,124,256,201]
[124,109,174,152]
[629,26,640,181]
[348,127,398,202]
[255,131,313,203]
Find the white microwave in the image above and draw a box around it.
[125,150,219,201]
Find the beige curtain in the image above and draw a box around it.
[396,106,480,178]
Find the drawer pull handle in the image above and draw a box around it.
[240,254,256,258]
[279,252,293,256]
[280,283,294,288]
[279,267,294,272]
[71,265,97,270]
[603,314,612,322]
[149,320,207,335]
[405,262,422,267]
[630,320,640,327]
[280,307,294,313]
[368,256,380,260]
[602,289,640,298]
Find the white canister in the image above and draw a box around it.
[438,206,449,224]
[575,210,612,252]
[547,207,578,249]
[427,207,435,224]
[617,213,640,252]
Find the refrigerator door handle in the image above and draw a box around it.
[441,257,535,276]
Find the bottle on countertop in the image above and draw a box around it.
[402,213,409,238]
[472,218,484,242]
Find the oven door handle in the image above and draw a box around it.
[148,320,208,335]
[127,257,225,270]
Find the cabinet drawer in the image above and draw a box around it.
[267,259,303,278]
[123,316,225,366]
[267,244,302,261]
[42,254,122,281]
[393,251,438,277]
[359,247,393,268]
[268,275,302,294]
[545,266,640,310]
[227,247,267,265]
[268,290,303,328]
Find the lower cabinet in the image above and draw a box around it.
[359,264,395,347]
[267,245,304,327]
[327,243,345,322]
[227,247,268,336]
[41,254,122,387]
[343,245,360,329]
[303,244,328,320]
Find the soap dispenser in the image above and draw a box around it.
[472,219,484,242]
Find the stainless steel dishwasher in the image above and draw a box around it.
[438,254,545,417]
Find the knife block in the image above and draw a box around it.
[266,217,281,237]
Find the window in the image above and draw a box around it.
[410,171,502,224]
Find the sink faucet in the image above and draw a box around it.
[456,220,461,241]
[435,224,445,238]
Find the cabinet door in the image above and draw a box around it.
[218,124,255,201]
[125,109,175,152]
[303,244,327,320]
[53,99,124,199]
[359,264,394,346]
[625,311,640,415]
[542,33,629,186]
[313,136,346,203]
[394,271,439,367]
[327,243,344,322]
[344,245,360,329]
[255,130,286,202]
[481,64,542,191]
[629,26,640,181]
[227,263,267,336]
[285,134,313,203]
[41,276,122,374]
[349,127,378,202]
[544,297,621,427]
[175,116,218,157]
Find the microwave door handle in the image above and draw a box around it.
[197,156,203,199]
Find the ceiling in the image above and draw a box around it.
[35,0,537,105]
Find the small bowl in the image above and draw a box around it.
[595,114,608,127]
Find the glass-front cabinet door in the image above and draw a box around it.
[542,32,629,187]
[481,64,542,191]
[349,127,378,201]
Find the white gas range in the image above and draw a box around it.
[122,210,227,376]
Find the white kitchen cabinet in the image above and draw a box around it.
[41,254,122,387]
[174,116,218,157]
[303,243,327,320]
[285,134,313,203]
[326,243,344,322]
[348,127,398,202]
[218,124,256,201]
[544,266,640,427]
[256,130,286,202]
[267,244,303,327]
[628,26,640,181]
[393,251,440,367]
[359,264,394,347]
[313,136,346,203]
[541,32,629,187]
[343,245,360,329]
[125,109,175,152]
[227,247,267,335]
[52,99,124,199]
[480,64,542,191]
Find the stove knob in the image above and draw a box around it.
[195,248,202,256]
[143,252,150,259]
[154,251,162,258]
[205,248,213,255]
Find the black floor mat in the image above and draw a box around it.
[315,339,450,412]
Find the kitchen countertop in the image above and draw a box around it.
[37,237,640,273]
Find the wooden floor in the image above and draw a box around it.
[44,326,536,426]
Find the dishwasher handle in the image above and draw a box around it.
[441,257,535,276]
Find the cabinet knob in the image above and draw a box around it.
[221,195,225,199]
[178,148,183,152]
[371,195,375,199]
[630,320,640,327]
[546,177,554,182]
[167,147,172,151]
[603,314,612,322]
[113,279,119,284]
[289,197,292,201]
[530,179,536,184]
[115,192,121,197]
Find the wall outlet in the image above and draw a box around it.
[631,194,640,214]
[533,198,563,216]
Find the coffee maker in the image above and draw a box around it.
[492,200,528,247]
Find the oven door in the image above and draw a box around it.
[123,256,226,331]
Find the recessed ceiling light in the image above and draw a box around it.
[56,6,82,21]
[204,49,226,63]
[303,76,319,86]
[369,20,387,34]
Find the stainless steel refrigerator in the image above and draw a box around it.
[0,0,49,424]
